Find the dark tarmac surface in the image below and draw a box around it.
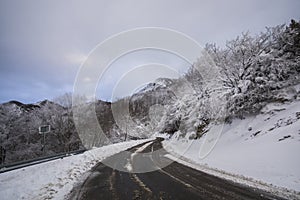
[68,138,286,200]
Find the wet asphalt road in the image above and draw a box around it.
[68,138,285,200]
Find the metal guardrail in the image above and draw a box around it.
[0,149,86,173]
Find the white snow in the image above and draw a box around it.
[0,139,151,200]
[163,100,300,197]
[125,141,154,172]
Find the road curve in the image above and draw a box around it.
[68,138,286,200]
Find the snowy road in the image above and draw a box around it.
[68,138,285,200]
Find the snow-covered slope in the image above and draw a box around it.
[0,99,130,165]
[0,100,84,164]
[129,78,176,122]
[0,139,150,200]
[135,78,174,94]
[163,100,300,193]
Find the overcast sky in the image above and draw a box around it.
[0,0,299,103]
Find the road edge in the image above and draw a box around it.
[163,148,300,200]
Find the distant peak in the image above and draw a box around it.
[8,100,24,107]
[38,99,58,106]
[3,100,40,111]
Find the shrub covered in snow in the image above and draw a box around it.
[158,20,300,138]
[205,20,300,116]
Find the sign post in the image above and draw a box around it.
[0,146,6,165]
[39,125,51,154]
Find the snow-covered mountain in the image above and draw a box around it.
[156,19,300,138]
[1,20,299,195]
[0,99,129,164]
[129,78,176,122]
[0,100,84,164]
[158,19,300,195]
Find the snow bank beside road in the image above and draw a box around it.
[163,100,300,195]
[0,139,151,200]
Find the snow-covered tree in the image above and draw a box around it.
[204,20,300,116]
[158,20,300,138]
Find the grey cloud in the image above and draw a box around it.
[0,0,299,103]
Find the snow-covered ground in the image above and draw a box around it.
[1,101,299,199]
[163,100,300,198]
[0,139,151,200]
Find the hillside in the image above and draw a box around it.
[0,99,129,164]
[163,90,300,192]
